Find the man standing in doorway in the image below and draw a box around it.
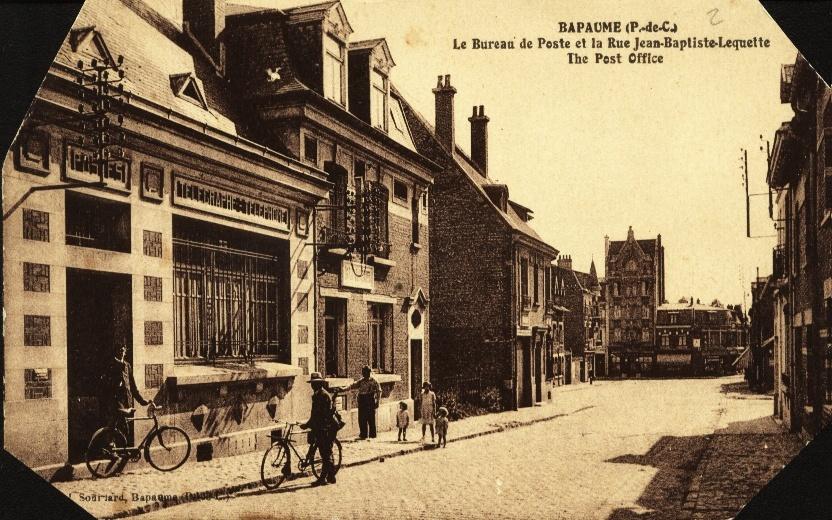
[351,365,381,439]
[103,344,153,436]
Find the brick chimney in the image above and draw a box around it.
[557,254,572,270]
[468,105,489,176]
[433,74,457,152]
[183,0,226,66]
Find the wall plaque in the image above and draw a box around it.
[141,163,164,202]
[14,131,50,176]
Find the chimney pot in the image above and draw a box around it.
[468,103,489,177]
[433,73,457,151]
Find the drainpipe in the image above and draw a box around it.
[509,237,518,411]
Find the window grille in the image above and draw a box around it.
[173,236,284,361]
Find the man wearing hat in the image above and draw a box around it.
[349,365,381,439]
[301,372,337,486]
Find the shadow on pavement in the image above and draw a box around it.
[605,435,709,520]
[605,409,803,520]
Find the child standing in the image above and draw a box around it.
[435,406,449,448]
[396,401,410,442]
[419,382,436,443]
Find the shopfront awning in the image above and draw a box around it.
[733,347,752,369]
[656,353,691,365]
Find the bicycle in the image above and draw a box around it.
[260,421,343,490]
[85,403,192,478]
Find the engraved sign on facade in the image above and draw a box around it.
[172,175,290,231]
[64,142,131,191]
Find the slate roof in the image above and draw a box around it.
[607,239,658,258]
[396,88,557,256]
[55,0,241,136]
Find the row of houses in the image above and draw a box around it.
[4,0,609,475]
[763,53,832,439]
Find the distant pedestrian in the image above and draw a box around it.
[396,401,410,442]
[420,382,436,443]
[350,365,381,439]
[435,406,449,448]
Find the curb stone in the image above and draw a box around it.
[107,407,583,518]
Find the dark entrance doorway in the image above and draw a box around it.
[324,299,346,377]
[66,268,132,463]
[519,337,532,408]
[533,331,543,403]
[410,340,423,420]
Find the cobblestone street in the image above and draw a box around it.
[93,375,800,520]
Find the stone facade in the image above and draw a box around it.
[3,0,437,474]
[604,227,665,376]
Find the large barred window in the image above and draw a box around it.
[172,216,289,362]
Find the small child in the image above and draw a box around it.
[396,401,410,442]
[435,406,449,448]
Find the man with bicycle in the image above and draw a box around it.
[301,372,338,486]
[103,344,154,436]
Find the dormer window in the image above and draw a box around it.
[170,73,207,109]
[70,26,116,66]
[324,34,345,105]
[371,69,387,130]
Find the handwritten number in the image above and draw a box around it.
[707,8,724,26]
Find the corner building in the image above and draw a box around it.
[3,0,437,474]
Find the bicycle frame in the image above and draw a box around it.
[272,423,316,470]
[113,408,162,457]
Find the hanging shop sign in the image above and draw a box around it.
[172,175,290,231]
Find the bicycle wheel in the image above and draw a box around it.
[310,438,342,480]
[85,427,128,479]
[260,443,289,490]
[145,426,191,472]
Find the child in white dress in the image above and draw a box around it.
[396,401,410,442]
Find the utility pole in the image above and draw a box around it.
[743,147,750,237]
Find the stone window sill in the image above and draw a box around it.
[369,255,396,268]
[170,362,302,386]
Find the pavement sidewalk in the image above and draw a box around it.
[679,393,803,520]
[52,383,596,518]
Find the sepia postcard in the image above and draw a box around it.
[1,0,829,518]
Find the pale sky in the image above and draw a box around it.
[242,0,798,308]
